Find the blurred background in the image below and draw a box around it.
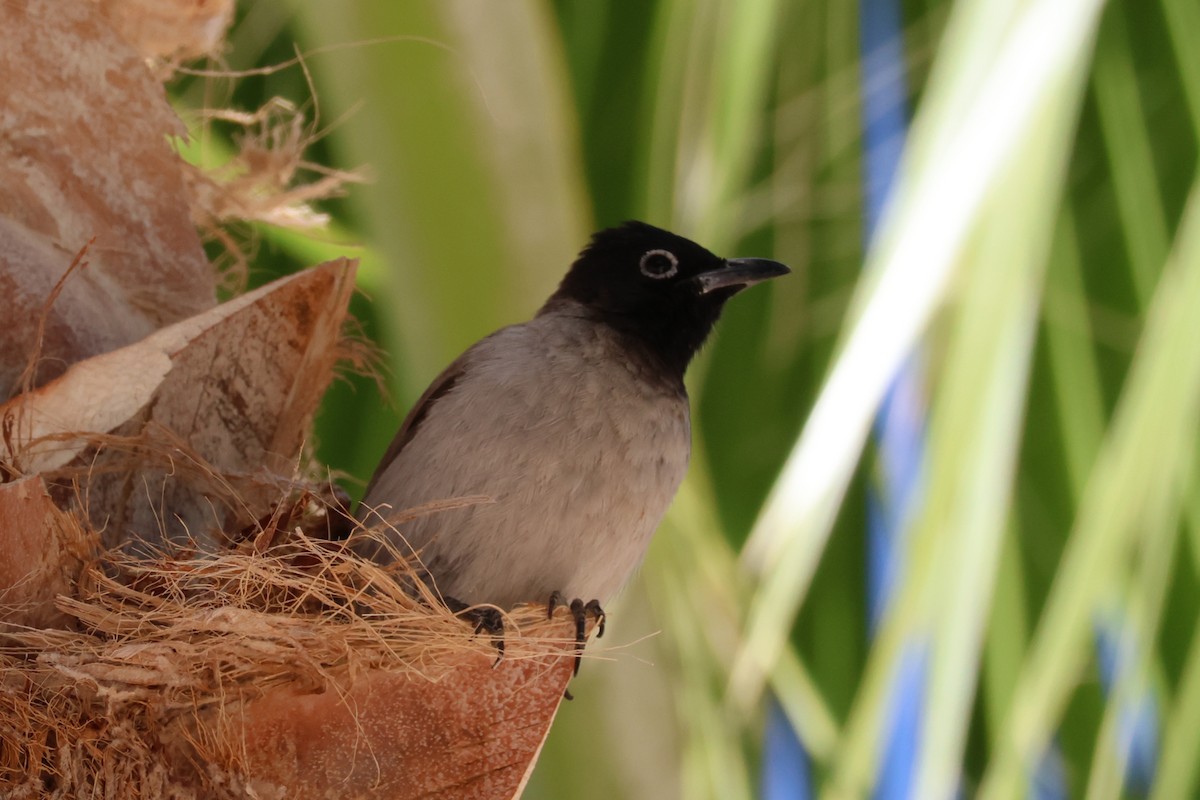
[172,0,1200,797]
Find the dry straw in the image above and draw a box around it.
[0,470,578,797]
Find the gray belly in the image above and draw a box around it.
[358,319,691,608]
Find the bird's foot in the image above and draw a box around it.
[445,596,505,665]
[547,591,605,679]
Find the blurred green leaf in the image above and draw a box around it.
[177,0,1200,794]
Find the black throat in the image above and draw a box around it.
[539,287,732,390]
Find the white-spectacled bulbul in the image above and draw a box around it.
[355,221,788,644]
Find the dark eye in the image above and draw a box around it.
[639,249,678,279]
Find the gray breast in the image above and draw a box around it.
[358,309,691,608]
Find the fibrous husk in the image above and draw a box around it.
[0,519,583,799]
[183,99,367,236]
[0,4,584,798]
[0,477,88,631]
[0,0,217,398]
[0,258,357,554]
[0,263,587,796]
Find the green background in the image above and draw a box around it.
[172,1,1200,796]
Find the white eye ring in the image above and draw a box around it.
[639,249,678,279]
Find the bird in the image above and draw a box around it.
[354,221,788,646]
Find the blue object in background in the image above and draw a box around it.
[1095,615,1160,793]
[762,699,812,799]
[866,358,926,633]
[760,0,921,795]
[859,0,928,796]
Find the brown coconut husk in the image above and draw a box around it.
[0,472,584,799]
[1,5,585,796]
[0,299,586,797]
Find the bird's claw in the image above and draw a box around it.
[446,596,506,665]
[547,591,605,678]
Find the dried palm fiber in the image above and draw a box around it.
[1,3,583,797]
[0,470,583,799]
[0,271,585,799]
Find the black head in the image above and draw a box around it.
[543,221,789,377]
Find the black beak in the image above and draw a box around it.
[696,257,791,294]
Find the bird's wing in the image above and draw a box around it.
[360,350,470,503]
